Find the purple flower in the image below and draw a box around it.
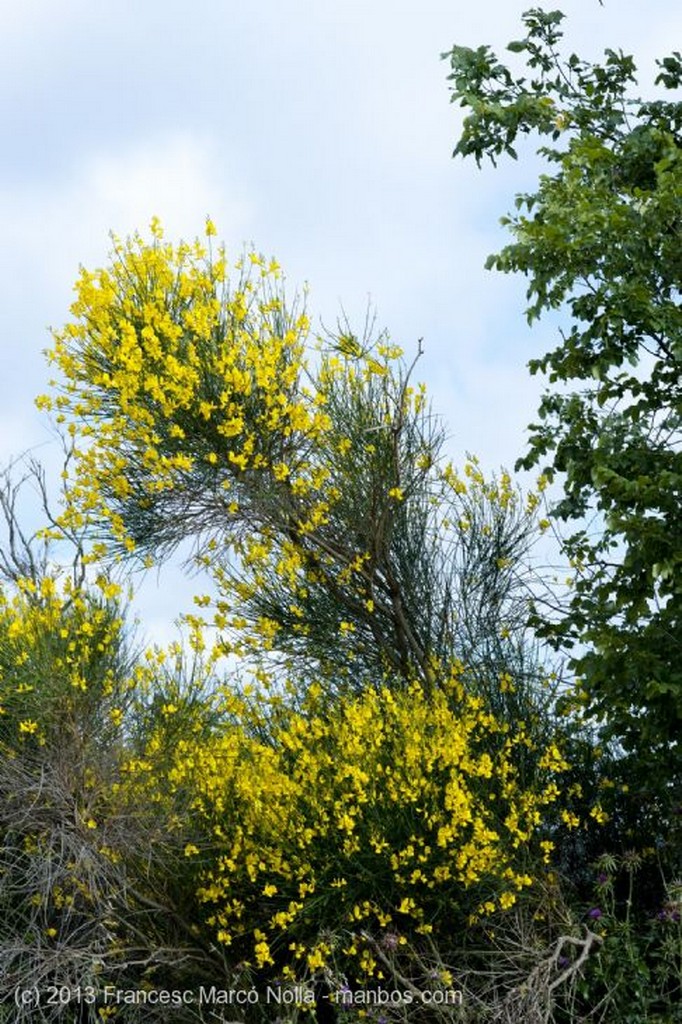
[588,907,603,920]
[597,872,608,885]
[657,906,681,923]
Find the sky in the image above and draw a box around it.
[1,0,680,642]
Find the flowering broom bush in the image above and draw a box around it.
[122,662,571,986]
[40,221,554,703]
[5,220,618,1020]
[0,569,162,1018]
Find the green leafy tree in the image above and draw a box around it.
[443,9,682,779]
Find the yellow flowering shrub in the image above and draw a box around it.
[0,573,134,754]
[30,221,603,1009]
[40,222,552,709]
[121,661,570,981]
[0,566,183,1008]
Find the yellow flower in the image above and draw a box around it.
[540,840,555,862]
[561,810,580,830]
[255,939,274,966]
[307,946,329,970]
[590,804,609,825]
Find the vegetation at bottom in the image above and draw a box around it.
[1,7,680,1022]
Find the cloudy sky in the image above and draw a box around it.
[2,0,679,640]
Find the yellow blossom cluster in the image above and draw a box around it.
[123,662,571,978]
[0,574,135,751]
[39,222,339,552]
[37,223,452,683]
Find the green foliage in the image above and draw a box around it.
[444,10,682,777]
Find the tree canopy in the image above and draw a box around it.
[444,8,682,774]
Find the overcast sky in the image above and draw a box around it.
[2,0,679,641]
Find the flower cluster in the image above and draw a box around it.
[123,661,571,979]
[0,573,133,752]
[39,222,332,555]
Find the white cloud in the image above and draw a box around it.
[0,131,253,407]
[82,134,252,249]
[1,132,252,299]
